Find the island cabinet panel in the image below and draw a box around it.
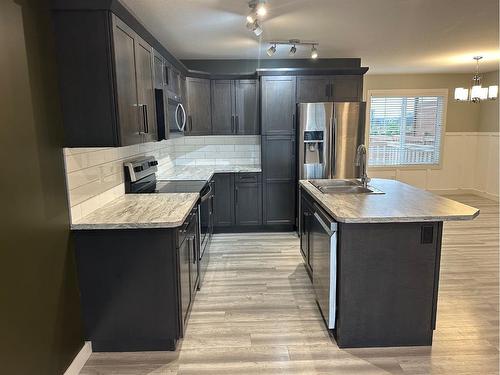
[185,77,212,135]
[335,221,443,348]
[261,76,296,135]
[299,191,314,277]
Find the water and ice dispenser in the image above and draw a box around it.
[302,130,325,179]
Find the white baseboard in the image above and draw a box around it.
[64,341,92,375]
[430,188,499,202]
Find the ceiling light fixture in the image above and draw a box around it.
[454,56,498,103]
[265,40,319,59]
[267,44,277,56]
[246,19,263,36]
[246,0,267,36]
[311,45,318,59]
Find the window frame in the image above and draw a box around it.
[365,89,449,170]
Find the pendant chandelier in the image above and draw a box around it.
[454,56,498,103]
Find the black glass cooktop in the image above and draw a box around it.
[155,180,207,194]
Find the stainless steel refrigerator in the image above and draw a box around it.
[297,102,366,180]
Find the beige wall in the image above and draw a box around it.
[363,72,497,132]
[479,70,499,132]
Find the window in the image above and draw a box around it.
[367,90,447,167]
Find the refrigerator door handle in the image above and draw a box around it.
[330,115,337,178]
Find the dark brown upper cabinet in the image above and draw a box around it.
[261,76,296,136]
[185,77,212,135]
[211,79,259,135]
[134,34,157,143]
[52,12,158,147]
[297,75,362,103]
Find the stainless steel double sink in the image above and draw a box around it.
[309,179,384,195]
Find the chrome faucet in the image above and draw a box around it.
[355,144,370,188]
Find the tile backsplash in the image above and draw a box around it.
[63,135,260,222]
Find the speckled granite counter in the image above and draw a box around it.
[71,193,199,230]
[157,165,262,181]
[300,179,479,223]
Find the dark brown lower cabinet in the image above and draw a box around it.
[213,173,235,228]
[213,172,263,231]
[263,181,296,226]
[73,207,199,352]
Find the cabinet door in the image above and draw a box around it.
[263,181,296,225]
[331,75,362,102]
[235,80,259,135]
[300,194,312,262]
[213,173,234,227]
[153,51,164,89]
[261,76,296,135]
[111,16,141,146]
[235,181,262,226]
[262,135,296,179]
[135,36,157,143]
[211,80,234,135]
[178,236,191,325]
[186,77,212,135]
[297,76,332,102]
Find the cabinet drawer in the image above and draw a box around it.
[236,172,261,183]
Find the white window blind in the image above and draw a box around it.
[368,93,446,167]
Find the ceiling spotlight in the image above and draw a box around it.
[246,13,255,24]
[289,45,297,56]
[267,44,277,56]
[256,2,267,16]
[311,45,318,59]
[247,19,263,36]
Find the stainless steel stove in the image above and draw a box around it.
[124,156,213,288]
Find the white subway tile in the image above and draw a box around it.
[65,153,89,173]
[195,159,216,166]
[66,166,100,190]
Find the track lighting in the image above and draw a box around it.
[311,45,318,59]
[256,1,267,16]
[267,44,277,56]
[246,19,263,36]
[265,40,319,59]
[246,0,266,36]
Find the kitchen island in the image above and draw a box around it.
[299,178,479,348]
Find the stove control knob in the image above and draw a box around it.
[133,166,143,172]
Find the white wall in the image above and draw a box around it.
[368,132,499,201]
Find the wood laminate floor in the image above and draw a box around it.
[80,195,499,375]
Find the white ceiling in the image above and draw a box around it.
[121,0,499,74]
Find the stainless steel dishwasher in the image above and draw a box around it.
[311,203,338,329]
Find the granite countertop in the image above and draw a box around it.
[300,178,480,223]
[71,193,199,230]
[157,165,262,181]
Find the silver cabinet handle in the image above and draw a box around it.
[142,104,149,133]
[235,115,239,134]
